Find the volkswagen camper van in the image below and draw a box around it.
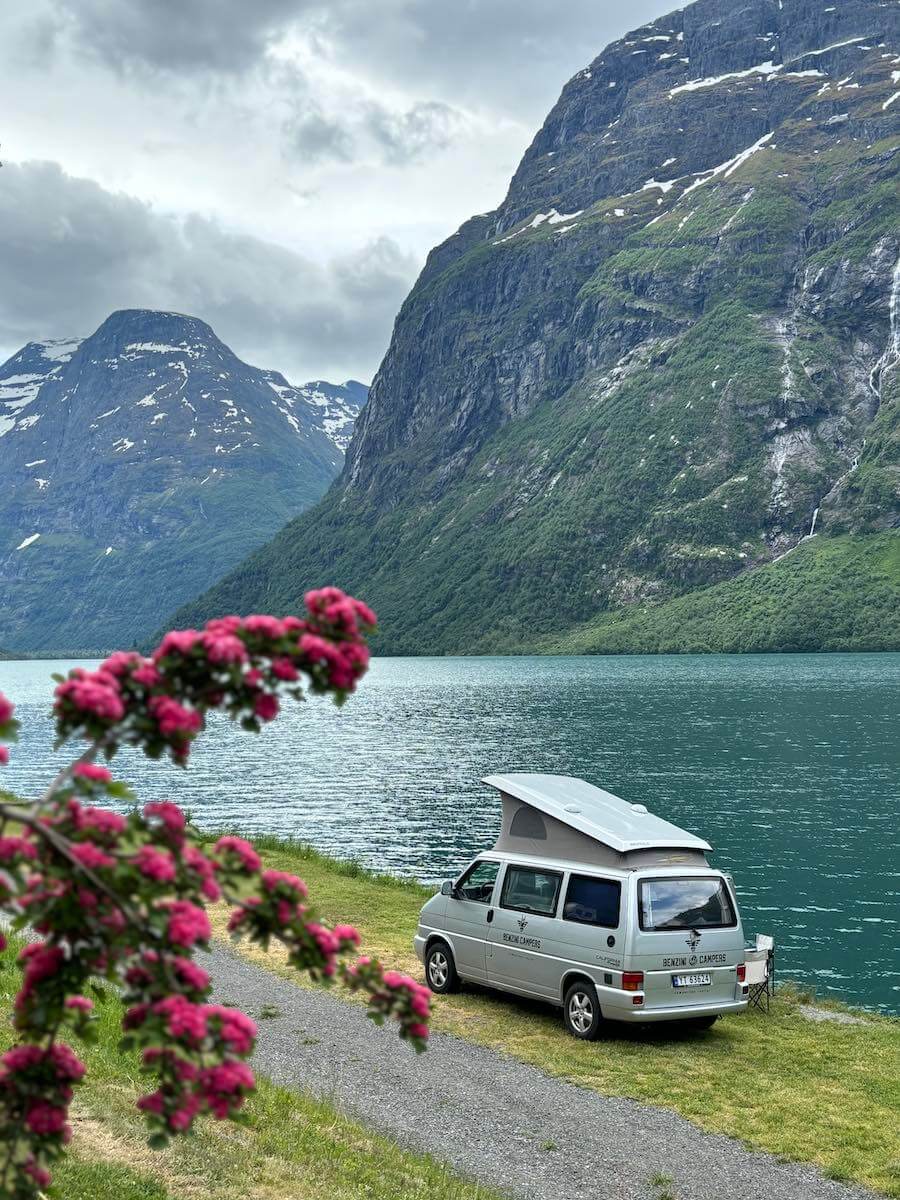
[414,774,750,1038]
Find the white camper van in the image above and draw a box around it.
[414,774,750,1037]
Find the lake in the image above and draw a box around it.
[1,653,898,1013]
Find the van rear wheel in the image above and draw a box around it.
[425,943,459,994]
[563,981,604,1040]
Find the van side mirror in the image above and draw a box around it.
[440,880,454,897]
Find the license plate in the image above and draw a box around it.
[672,973,711,988]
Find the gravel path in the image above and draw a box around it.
[207,943,875,1200]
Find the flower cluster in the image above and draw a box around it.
[0,595,434,1198]
[53,588,376,765]
[0,1043,85,1193]
[0,692,17,771]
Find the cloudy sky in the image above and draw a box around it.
[1,0,674,383]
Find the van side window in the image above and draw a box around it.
[563,875,621,928]
[500,865,562,917]
[455,860,500,904]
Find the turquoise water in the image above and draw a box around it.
[2,654,898,1013]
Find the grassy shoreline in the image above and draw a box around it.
[208,835,900,1198]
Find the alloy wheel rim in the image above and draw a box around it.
[569,991,593,1033]
[429,952,448,987]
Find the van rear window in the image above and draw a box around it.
[639,877,736,931]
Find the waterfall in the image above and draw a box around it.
[869,251,900,399]
[808,507,820,537]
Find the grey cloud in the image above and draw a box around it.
[0,161,419,381]
[363,100,462,166]
[49,0,679,121]
[285,110,356,165]
[283,94,465,168]
[50,0,305,74]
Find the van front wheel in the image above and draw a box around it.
[425,943,459,994]
[563,981,604,1040]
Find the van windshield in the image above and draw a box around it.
[639,877,736,931]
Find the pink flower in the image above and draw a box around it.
[48,1043,86,1082]
[243,614,286,639]
[202,630,248,664]
[298,633,336,664]
[165,900,211,948]
[253,692,279,722]
[24,1159,51,1189]
[16,945,65,993]
[153,629,199,661]
[271,657,299,682]
[183,845,221,901]
[305,922,340,957]
[171,956,211,993]
[137,1089,165,1115]
[334,924,361,947]
[55,670,125,722]
[149,695,202,737]
[79,806,127,837]
[131,662,162,688]
[407,1022,429,1040]
[2,1044,45,1073]
[352,598,377,628]
[0,746,8,767]
[65,996,93,1013]
[25,1102,69,1136]
[0,835,36,863]
[154,995,208,1044]
[168,1095,201,1131]
[69,842,115,870]
[213,835,262,873]
[144,801,186,836]
[261,869,307,898]
[132,845,177,883]
[100,651,140,677]
[205,616,243,636]
[0,693,15,724]
[73,762,112,783]
[205,1006,257,1054]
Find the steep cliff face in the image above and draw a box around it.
[175,0,900,653]
[0,311,365,653]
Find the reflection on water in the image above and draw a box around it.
[2,653,898,1012]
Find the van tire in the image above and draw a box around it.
[563,981,604,1040]
[425,942,459,994]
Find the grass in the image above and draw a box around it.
[0,938,501,1200]
[206,837,900,1197]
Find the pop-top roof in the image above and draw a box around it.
[482,773,712,855]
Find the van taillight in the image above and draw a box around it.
[622,971,644,992]
[736,964,746,983]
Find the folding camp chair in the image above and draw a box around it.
[745,934,774,1012]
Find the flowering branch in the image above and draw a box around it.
[0,589,432,1198]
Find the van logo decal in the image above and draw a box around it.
[517,916,529,932]
[685,930,702,953]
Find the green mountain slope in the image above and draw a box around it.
[537,532,900,654]
[170,0,900,654]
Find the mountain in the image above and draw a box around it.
[0,310,366,654]
[172,0,900,655]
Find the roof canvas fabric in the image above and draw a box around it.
[483,774,712,868]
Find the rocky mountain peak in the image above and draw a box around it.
[0,310,367,652]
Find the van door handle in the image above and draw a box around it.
[486,909,494,923]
